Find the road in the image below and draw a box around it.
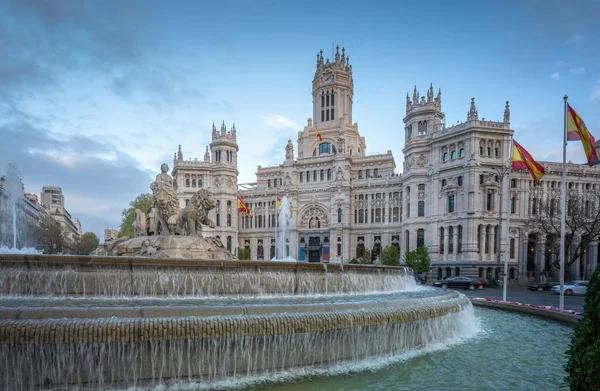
[450,284,585,313]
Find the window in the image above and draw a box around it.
[227,236,232,252]
[320,170,324,181]
[458,176,463,186]
[487,147,491,156]
[319,142,332,154]
[510,238,515,259]
[313,170,317,181]
[494,148,499,157]
[300,173,303,183]
[216,214,221,226]
[405,230,410,251]
[511,178,517,188]
[418,184,425,191]
[458,225,463,253]
[418,201,425,217]
[448,194,455,213]
[186,178,190,186]
[268,179,271,187]
[359,209,364,224]
[198,176,203,187]
[451,151,457,159]
[442,179,447,187]
[185,199,190,206]
[532,198,538,215]
[192,178,196,186]
[375,208,382,223]
[358,170,363,179]
[327,169,332,180]
[392,207,399,222]
[418,121,427,135]
[448,226,454,253]
[337,208,342,223]
[417,229,425,247]
[479,147,484,156]
[443,152,448,162]
[374,168,378,177]
[366,169,371,178]
[487,192,494,211]
[407,124,413,139]
[511,197,517,214]
[439,227,444,254]
[227,214,231,227]
[459,148,465,158]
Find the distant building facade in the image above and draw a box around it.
[40,186,82,242]
[173,47,600,282]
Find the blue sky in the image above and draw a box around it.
[1,0,599,240]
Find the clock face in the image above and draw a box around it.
[324,75,333,84]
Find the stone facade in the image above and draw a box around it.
[174,46,600,282]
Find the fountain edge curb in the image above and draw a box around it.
[471,299,582,325]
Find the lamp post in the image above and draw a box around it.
[485,157,512,302]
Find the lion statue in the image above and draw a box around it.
[177,189,217,236]
[150,174,180,235]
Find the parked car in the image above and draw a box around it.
[528,281,558,291]
[432,276,485,290]
[551,281,589,295]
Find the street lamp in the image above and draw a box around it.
[484,159,512,302]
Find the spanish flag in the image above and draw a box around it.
[315,128,323,142]
[567,104,598,167]
[512,140,545,184]
[237,196,252,216]
[276,197,281,210]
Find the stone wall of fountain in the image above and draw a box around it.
[0,254,476,390]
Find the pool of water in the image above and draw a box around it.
[161,307,571,391]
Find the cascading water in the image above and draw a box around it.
[0,255,479,391]
[274,196,295,261]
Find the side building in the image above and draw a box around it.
[173,46,600,282]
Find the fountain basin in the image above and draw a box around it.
[0,254,476,390]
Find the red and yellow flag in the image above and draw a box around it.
[276,197,281,210]
[567,104,598,167]
[512,140,545,184]
[237,196,252,216]
[315,128,323,142]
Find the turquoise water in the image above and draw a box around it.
[236,308,573,391]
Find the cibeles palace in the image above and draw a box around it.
[170,47,600,282]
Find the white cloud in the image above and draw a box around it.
[567,34,584,44]
[260,113,301,130]
[552,72,560,80]
[569,67,585,74]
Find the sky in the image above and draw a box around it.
[1,0,599,241]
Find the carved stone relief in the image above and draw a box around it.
[300,206,329,228]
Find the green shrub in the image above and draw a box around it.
[381,245,400,266]
[359,249,371,264]
[349,258,359,264]
[237,247,251,260]
[403,246,431,273]
[565,266,600,390]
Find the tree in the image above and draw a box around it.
[237,247,251,260]
[565,265,600,390]
[404,246,431,273]
[37,214,66,254]
[119,193,153,238]
[358,249,371,264]
[73,232,99,255]
[526,188,600,278]
[381,245,400,266]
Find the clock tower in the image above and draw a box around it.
[297,46,365,159]
[312,45,354,128]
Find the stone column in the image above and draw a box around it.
[588,241,598,279]
[452,226,459,262]
[536,238,545,282]
[479,225,486,261]
[443,227,450,262]
[489,226,496,262]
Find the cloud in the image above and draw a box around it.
[552,72,560,80]
[569,67,585,74]
[0,113,154,238]
[260,114,302,130]
[567,34,584,44]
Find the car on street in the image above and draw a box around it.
[528,281,559,291]
[432,276,485,290]
[551,280,589,295]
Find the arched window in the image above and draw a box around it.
[198,176,203,187]
[358,170,363,179]
[227,214,232,227]
[185,199,190,206]
[327,169,332,180]
[337,208,342,223]
[192,178,196,186]
[417,229,425,247]
[448,194,455,213]
[458,176,463,186]
[494,148,499,157]
[359,209,364,224]
[442,179,447,187]
[451,151,457,159]
[487,147,491,156]
[459,148,465,158]
[185,178,190,186]
[479,147,484,156]
[443,152,448,162]
[418,201,425,217]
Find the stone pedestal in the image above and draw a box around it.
[116,235,233,259]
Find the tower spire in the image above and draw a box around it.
[504,101,511,123]
[467,98,478,121]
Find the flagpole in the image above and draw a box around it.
[502,135,514,302]
[559,95,568,311]
[274,191,278,260]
